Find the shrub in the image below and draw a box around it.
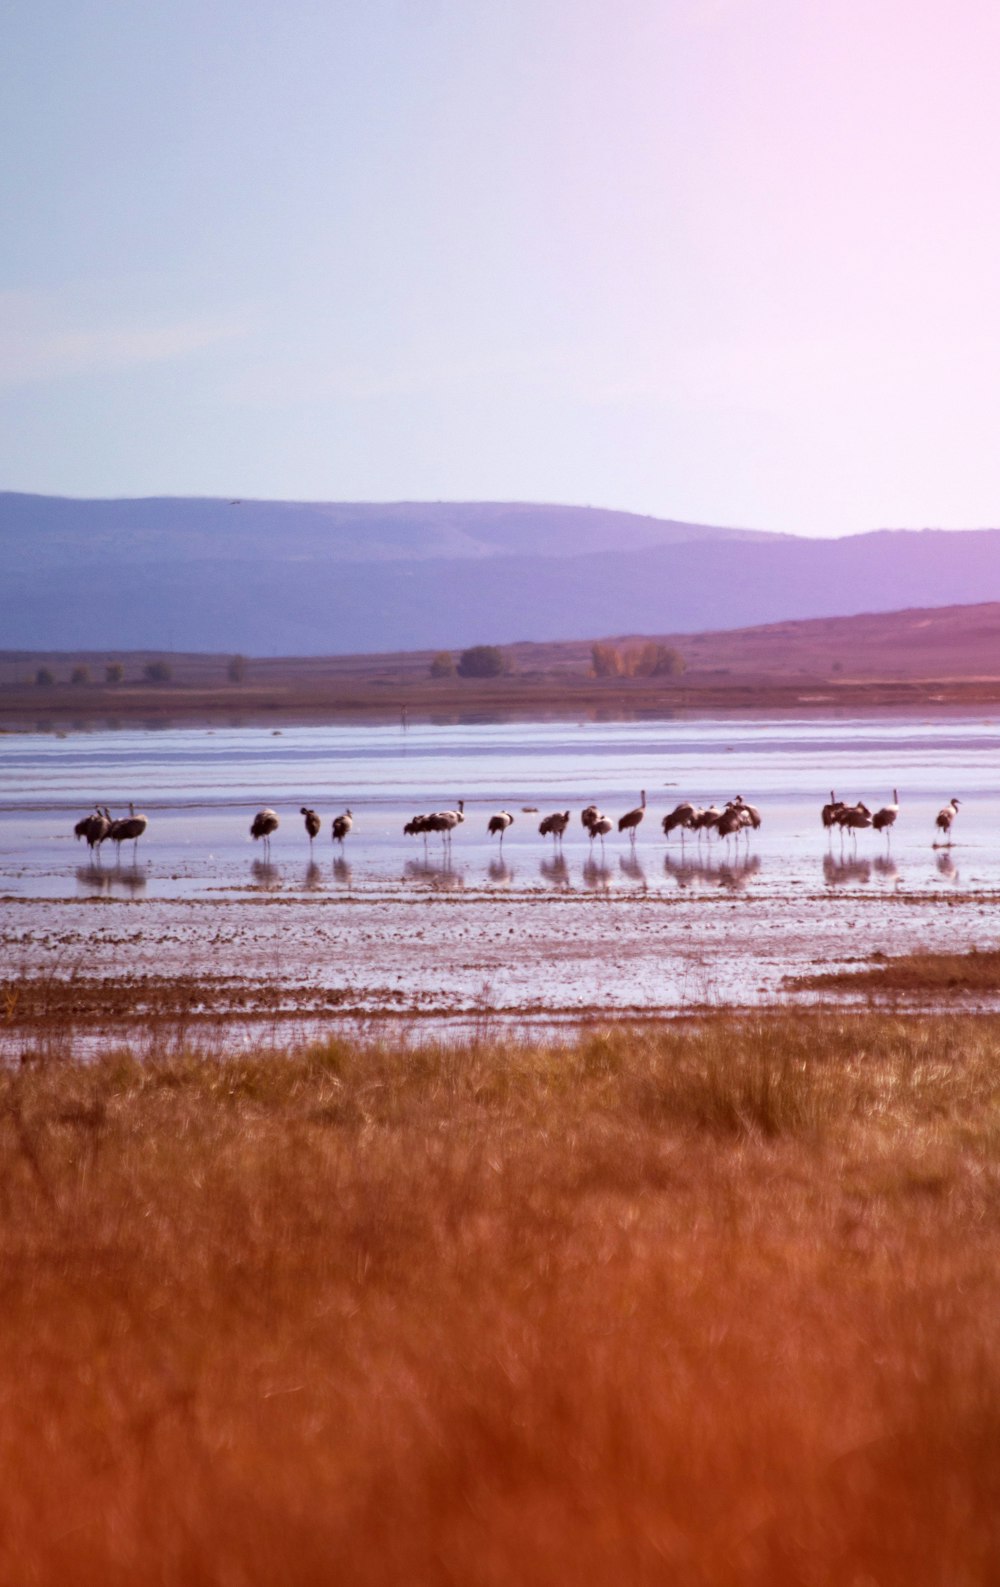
[227,655,247,684]
[457,646,504,679]
[591,643,623,678]
[143,661,172,684]
[105,662,124,685]
[34,667,54,687]
[430,652,455,679]
[70,665,90,686]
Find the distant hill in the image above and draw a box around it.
[4,492,1000,654]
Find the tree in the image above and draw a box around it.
[143,661,172,684]
[105,662,124,685]
[35,667,54,687]
[591,643,623,678]
[430,651,455,678]
[227,655,247,684]
[70,664,91,686]
[651,645,685,678]
[457,646,504,679]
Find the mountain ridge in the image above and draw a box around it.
[4,492,1000,654]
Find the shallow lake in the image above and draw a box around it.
[1,710,997,900]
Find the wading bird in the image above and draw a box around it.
[589,813,614,850]
[662,801,697,839]
[250,808,279,854]
[935,798,960,843]
[300,806,321,846]
[821,791,844,833]
[618,790,647,843]
[488,811,514,843]
[872,789,899,840]
[331,809,353,846]
[581,805,601,832]
[539,810,571,842]
[74,807,111,853]
[109,802,148,861]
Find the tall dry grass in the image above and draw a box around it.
[2,1014,1000,1584]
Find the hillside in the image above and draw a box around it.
[5,493,1000,655]
[5,601,1000,722]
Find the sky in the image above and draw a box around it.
[3,0,1000,535]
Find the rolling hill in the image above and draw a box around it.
[4,492,1000,655]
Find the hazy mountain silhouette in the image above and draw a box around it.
[4,492,1000,654]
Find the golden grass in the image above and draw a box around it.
[2,1014,1000,1584]
[790,946,1000,995]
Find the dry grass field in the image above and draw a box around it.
[2,1014,1000,1585]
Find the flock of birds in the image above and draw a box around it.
[72,788,964,862]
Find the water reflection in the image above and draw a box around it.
[539,854,571,889]
[250,859,281,891]
[331,857,353,887]
[823,854,871,887]
[303,861,324,891]
[76,863,148,896]
[873,855,899,881]
[619,854,648,888]
[487,857,515,886]
[663,854,761,891]
[582,858,613,892]
[404,857,465,891]
[936,852,959,884]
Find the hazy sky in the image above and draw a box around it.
[3,0,1000,534]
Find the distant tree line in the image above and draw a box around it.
[591,642,685,679]
[30,657,251,687]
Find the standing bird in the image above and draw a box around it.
[74,807,111,854]
[821,791,844,833]
[872,789,899,841]
[109,801,148,861]
[250,808,279,854]
[618,790,647,844]
[539,810,571,842]
[331,809,353,846]
[434,800,465,843]
[837,801,872,845]
[589,813,614,850]
[662,801,697,840]
[488,811,514,843]
[581,805,602,832]
[935,798,960,844]
[300,806,321,847]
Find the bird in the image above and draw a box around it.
[693,804,722,835]
[837,801,872,843]
[74,807,111,853]
[935,798,960,844]
[872,789,899,839]
[250,808,279,853]
[488,811,514,843]
[434,800,465,842]
[662,801,697,839]
[581,805,602,831]
[716,803,749,840]
[539,810,571,842]
[730,795,761,830]
[108,801,148,861]
[618,790,647,843]
[590,814,614,850]
[300,806,321,846]
[821,791,845,833]
[331,809,353,846]
[404,814,431,840]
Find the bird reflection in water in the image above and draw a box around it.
[663,854,760,892]
[823,853,871,887]
[936,852,959,884]
[582,857,613,892]
[619,853,648,888]
[873,854,899,882]
[487,857,515,886]
[539,854,570,889]
[250,859,281,891]
[331,857,353,887]
[404,857,465,891]
[303,861,324,891]
[76,864,148,897]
